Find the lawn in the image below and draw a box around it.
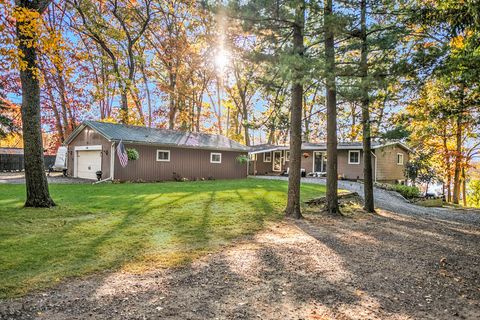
[0,178,325,298]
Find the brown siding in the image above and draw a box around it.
[250,151,292,175]
[66,127,112,179]
[251,149,375,181]
[114,144,247,181]
[375,145,409,183]
[250,152,274,175]
[338,150,364,180]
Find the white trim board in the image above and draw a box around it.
[74,145,102,151]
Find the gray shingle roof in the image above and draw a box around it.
[67,121,249,152]
[249,141,411,153]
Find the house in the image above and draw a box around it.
[64,121,249,181]
[248,141,411,183]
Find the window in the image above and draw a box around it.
[397,153,404,165]
[156,150,170,162]
[249,154,257,161]
[210,152,222,164]
[263,152,272,162]
[348,150,360,164]
[284,151,290,162]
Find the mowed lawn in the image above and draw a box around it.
[0,178,325,298]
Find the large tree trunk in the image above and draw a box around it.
[285,0,305,219]
[360,0,375,213]
[16,0,55,207]
[324,0,340,214]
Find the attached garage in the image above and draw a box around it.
[74,146,102,180]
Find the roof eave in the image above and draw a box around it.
[114,139,248,153]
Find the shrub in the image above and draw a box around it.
[236,155,249,164]
[393,184,420,199]
[126,148,139,160]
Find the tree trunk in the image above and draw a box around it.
[462,166,467,206]
[167,69,177,129]
[216,76,223,135]
[453,107,463,204]
[140,62,152,127]
[43,72,65,142]
[285,0,305,219]
[16,0,55,207]
[442,132,451,202]
[359,0,374,213]
[324,0,340,214]
[119,88,129,123]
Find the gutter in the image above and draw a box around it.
[111,139,249,153]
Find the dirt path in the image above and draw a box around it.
[1,208,479,320]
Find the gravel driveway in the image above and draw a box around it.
[253,176,480,227]
[0,172,92,184]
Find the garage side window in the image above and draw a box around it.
[264,152,271,162]
[348,150,360,164]
[156,150,170,162]
[397,153,404,165]
[211,152,222,164]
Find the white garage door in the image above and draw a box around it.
[77,150,102,180]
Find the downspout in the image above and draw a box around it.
[94,141,115,184]
[371,151,377,183]
[111,141,115,180]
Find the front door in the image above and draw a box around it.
[313,151,326,173]
[272,151,282,172]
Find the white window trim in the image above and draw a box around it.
[397,153,404,165]
[210,152,222,164]
[156,150,170,162]
[312,151,327,173]
[348,150,361,164]
[284,150,290,164]
[263,152,272,163]
[272,151,282,172]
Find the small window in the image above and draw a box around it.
[285,151,290,161]
[264,152,272,162]
[348,150,360,164]
[249,153,257,161]
[397,153,404,165]
[211,152,222,164]
[156,150,170,162]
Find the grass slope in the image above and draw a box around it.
[0,178,325,298]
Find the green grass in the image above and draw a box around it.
[0,178,325,298]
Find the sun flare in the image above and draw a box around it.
[214,49,229,72]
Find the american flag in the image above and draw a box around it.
[116,140,128,168]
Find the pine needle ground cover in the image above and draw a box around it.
[0,179,325,298]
